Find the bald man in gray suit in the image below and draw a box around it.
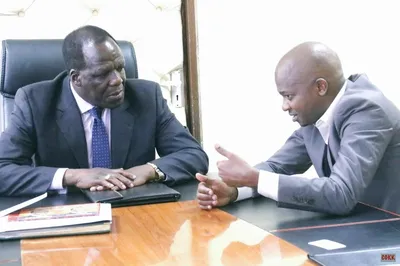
[196,42,400,215]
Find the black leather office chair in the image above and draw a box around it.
[0,39,138,132]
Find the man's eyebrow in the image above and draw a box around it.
[92,66,112,74]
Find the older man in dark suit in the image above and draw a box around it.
[0,25,208,195]
[196,42,400,215]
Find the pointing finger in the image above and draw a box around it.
[215,144,235,159]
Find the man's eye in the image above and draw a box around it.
[284,95,293,100]
[94,72,107,77]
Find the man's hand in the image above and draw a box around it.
[196,173,238,210]
[63,168,136,191]
[215,144,259,187]
[125,164,157,186]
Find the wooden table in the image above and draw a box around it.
[19,201,316,265]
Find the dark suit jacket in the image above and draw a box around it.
[255,74,400,215]
[0,71,208,195]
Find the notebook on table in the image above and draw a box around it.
[81,182,181,207]
[0,203,112,240]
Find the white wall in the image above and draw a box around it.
[196,0,400,173]
[0,0,186,124]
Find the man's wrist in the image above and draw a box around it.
[247,168,260,187]
[146,163,165,182]
[230,187,238,202]
[63,169,79,187]
[145,164,156,178]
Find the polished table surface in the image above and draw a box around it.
[18,201,315,266]
[2,180,400,265]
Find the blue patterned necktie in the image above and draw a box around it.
[89,107,111,168]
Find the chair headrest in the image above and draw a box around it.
[0,39,138,98]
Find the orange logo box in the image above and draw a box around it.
[381,254,396,262]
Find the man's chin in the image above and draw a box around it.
[298,120,312,127]
[296,119,307,127]
[104,97,124,109]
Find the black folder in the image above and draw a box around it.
[274,220,400,255]
[81,183,181,207]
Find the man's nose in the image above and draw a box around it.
[109,71,123,86]
[282,98,290,112]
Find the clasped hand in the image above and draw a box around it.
[64,164,156,191]
[196,144,259,210]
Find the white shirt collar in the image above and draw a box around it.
[315,80,347,144]
[316,80,347,127]
[70,81,94,114]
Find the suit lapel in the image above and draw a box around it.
[325,77,356,171]
[56,75,89,168]
[311,75,364,175]
[348,73,362,82]
[110,98,135,168]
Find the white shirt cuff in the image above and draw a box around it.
[257,170,279,201]
[50,168,68,193]
[235,186,256,202]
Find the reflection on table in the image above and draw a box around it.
[20,201,315,265]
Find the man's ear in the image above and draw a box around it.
[315,78,328,96]
[70,69,82,88]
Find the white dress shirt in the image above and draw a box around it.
[236,81,347,202]
[49,82,111,192]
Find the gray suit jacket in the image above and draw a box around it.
[0,72,209,196]
[255,74,400,215]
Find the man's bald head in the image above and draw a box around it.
[275,42,346,126]
[276,42,344,91]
